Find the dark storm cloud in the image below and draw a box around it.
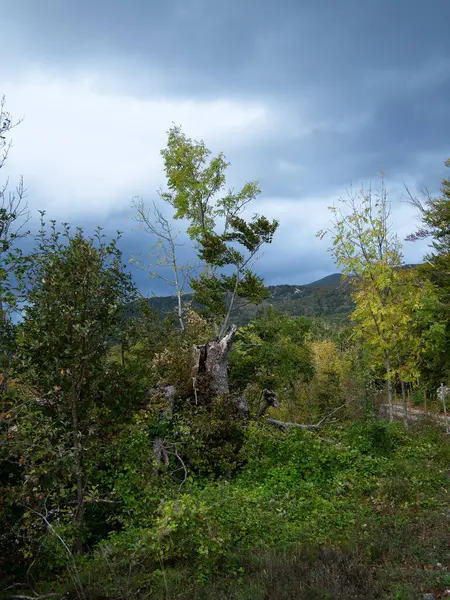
[3,0,450,98]
[2,0,450,289]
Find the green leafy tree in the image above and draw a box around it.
[159,125,278,337]
[125,128,279,474]
[318,177,433,420]
[231,307,314,408]
[0,95,29,394]
[405,158,450,387]
[13,217,137,553]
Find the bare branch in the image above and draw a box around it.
[172,447,188,488]
[403,183,426,214]
[131,196,193,330]
[9,595,58,600]
[0,94,23,171]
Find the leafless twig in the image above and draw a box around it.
[23,506,86,600]
[131,196,193,330]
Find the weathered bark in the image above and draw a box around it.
[191,325,237,404]
[146,385,176,474]
[152,438,170,475]
[257,389,280,417]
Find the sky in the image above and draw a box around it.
[1,0,450,294]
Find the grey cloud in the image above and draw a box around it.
[3,0,450,96]
[2,0,450,289]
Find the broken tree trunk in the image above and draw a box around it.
[191,325,237,404]
[146,385,176,475]
[257,389,280,417]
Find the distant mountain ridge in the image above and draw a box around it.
[304,273,345,287]
[145,266,421,326]
[147,272,354,326]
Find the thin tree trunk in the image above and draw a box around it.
[394,347,408,427]
[176,289,184,331]
[439,383,449,434]
[71,381,84,555]
[384,356,394,422]
[400,379,408,429]
[219,274,240,338]
[0,300,9,395]
[171,239,185,332]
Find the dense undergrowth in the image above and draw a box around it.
[4,418,447,600]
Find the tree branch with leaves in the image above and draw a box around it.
[0,95,30,395]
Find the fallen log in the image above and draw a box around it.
[266,404,345,430]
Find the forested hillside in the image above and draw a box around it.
[1,100,449,600]
[147,269,418,326]
[146,275,355,326]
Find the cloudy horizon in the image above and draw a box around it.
[1,0,450,294]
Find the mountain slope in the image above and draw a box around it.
[146,273,354,326]
[304,273,344,287]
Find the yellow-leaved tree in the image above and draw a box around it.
[318,176,436,422]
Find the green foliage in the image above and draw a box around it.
[319,178,438,412]
[111,297,194,395]
[61,419,449,599]
[3,217,139,561]
[159,125,278,332]
[2,117,449,600]
[418,159,450,294]
[408,159,450,387]
[148,307,215,393]
[231,307,314,396]
[343,419,407,456]
[0,97,29,394]
[174,395,246,477]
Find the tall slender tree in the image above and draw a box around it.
[139,126,278,404]
[319,176,431,421]
[160,125,278,340]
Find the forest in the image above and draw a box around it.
[0,96,449,600]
